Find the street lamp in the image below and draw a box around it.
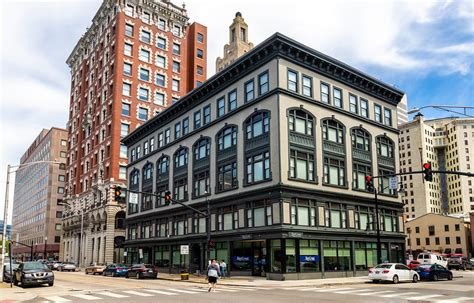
[1,160,61,279]
[44,236,48,260]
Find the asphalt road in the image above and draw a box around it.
[11,271,474,303]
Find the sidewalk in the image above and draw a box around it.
[0,283,37,303]
[157,273,370,288]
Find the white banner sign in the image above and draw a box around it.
[389,176,398,190]
[180,245,189,255]
[129,192,138,204]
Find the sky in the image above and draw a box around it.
[0,0,473,222]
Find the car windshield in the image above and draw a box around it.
[375,264,392,269]
[23,263,49,270]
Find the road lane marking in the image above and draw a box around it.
[436,298,474,303]
[122,290,154,297]
[70,294,101,300]
[381,292,419,298]
[166,288,199,294]
[312,287,353,292]
[408,294,443,301]
[44,297,71,302]
[356,290,395,296]
[334,289,372,294]
[100,292,129,298]
[212,288,239,292]
[143,289,178,295]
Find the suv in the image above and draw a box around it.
[448,256,473,270]
[417,253,447,268]
[13,262,54,287]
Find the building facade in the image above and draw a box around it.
[399,115,474,220]
[405,213,472,258]
[61,0,207,266]
[10,128,68,260]
[122,33,405,279]
[215,12,254,73]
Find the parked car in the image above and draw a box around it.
[12,261,54,287]
[407,260,421,269]
[103,264,129,277]
[415,264,453,281]
[2,263,19,282]
[85,264,106,275]
[368,263,419,284]
[416,253,448,267]
[448,256,473,270]
[125,264,158,279]
[58,262,76,272]
[470,258,474,266]
[52,262,63,270]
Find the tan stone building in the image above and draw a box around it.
[399,115,474,220]
[405,213,472,257]
[11,128,68,260]
[215,12,254,73]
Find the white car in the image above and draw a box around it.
[59,262,77,272]
[368,263,420,284]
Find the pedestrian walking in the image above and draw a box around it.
[219,260,227,278]
[207,259,220,292]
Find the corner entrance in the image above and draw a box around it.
[232,240,266,276]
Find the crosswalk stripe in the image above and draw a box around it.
[408,294,443,301]
[44,296,71,302]
[122,291,154,297]
[143,289,178,296]
[313,287,353,292]
[356,290,395,296]
[436,297,474,303]
[166,288,199,294]
[213,288,239,292]
[70,294,101,300]
[187,288,210,292]
[100,292,129,298]
[334,289,372,294]
[381,292,419,298]
[221,286,257,291]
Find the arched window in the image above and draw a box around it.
[193,137,210,160]
[142,162,153,181]
[288,109,313,135]
[351,128,371,152]
[217,126,237,150]
[156,156,169,175]
[245,111,269,139]
[130,169,140,186]
[377,136,394,158]
[174,147,188,168]
[322,119,344,144]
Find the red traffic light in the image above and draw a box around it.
[423,163,431,170]
[365,175,372,182]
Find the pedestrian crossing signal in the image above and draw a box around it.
[164,191,172,205]
[365,175,374,193]
[423,162,433,182]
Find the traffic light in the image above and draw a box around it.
[114,186,122,202]
[208,240,216,249]
[423,162,433,181]
[365,175,375,193]
[164,191,172,205]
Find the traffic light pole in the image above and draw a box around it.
[374,188,382,264]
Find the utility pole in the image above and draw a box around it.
[205,192,211,268]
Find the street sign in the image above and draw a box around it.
[180,245,189,255]
[129,192,138,204]
[389,176,398,190]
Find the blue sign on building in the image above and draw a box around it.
[299,255,320,262]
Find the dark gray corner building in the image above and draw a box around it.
[121,33,405,280]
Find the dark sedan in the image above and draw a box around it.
[13,262,54,287]
[448,256,473,270]
[2,263,19,282]
[125,264,157,279]
[103,264,129,277]
[415,264,453,281]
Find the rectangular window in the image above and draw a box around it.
[125,24,133,37]
[155,73,165,87]
[203,105,211,125]
[174,122,181,139]
[197,65,203,75]
[123,63,132,76]
[349,94,358,114]
[333,87,342,108]
[173,61,181,73]
[154,92,165,106]
[323,157,345,186]
[172,79,179,92]
[289,150,314,181]
[374,104,382,123]
[245,80,254,102]
[193,171,210,197]
[287,70,297,92]
[173,25,181,36]
[138,107,148,121]
[228,90,237,111]
[139,68,149,81]
[124,43,132,56]
[156,55,166,68]
[197,48,204,58]
[122,82,131,96]
[158,19,166,30]
[138,87,149,101]
[173,178,188,201]
[197,32,204,43]
[217,97,225,117]
[119,166,127,179]
[384,108,392,126]
[158,132,164,147]
[164,129,170,144]
[173,43,180,55]
[194,111,201,129]
[182,118,189,135]
[121,103,130,116]
[320,82,329,103]
[125,4,133,16]
[139,49,150,62]
[217,162,238,191]
[246,151,271,183]
[142,11,150,23]
[140,30,151,44]
[58,175,65,182]
[258,72,269,95]
[156,37,166,49]
[360,98,369,118]
[353,163,371,190]
[302,75,312,97]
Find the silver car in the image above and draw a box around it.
[59,262,76,272]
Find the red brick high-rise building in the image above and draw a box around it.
[61,0,207,265]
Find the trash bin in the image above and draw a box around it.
[180,272,189,280]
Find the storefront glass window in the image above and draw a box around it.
[270,240,282,273]
[323,240,338,271]
[154,246,170,268]
[355,242,367,270]
[286,239,296,273]
[338,241,351,270]
[367,243,377,268]
[300,240,320,272]
[232,241,252,271]
[323,240,352,271]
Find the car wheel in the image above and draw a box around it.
[125,273,129,279]
[463,265,466,271]
[392,275,399,284]
[112,272,116,277]
[48,282,54,286]
[412,275,419,283]
[433,274,439,281]
[21,278,27,288]
[448,273,453,280]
